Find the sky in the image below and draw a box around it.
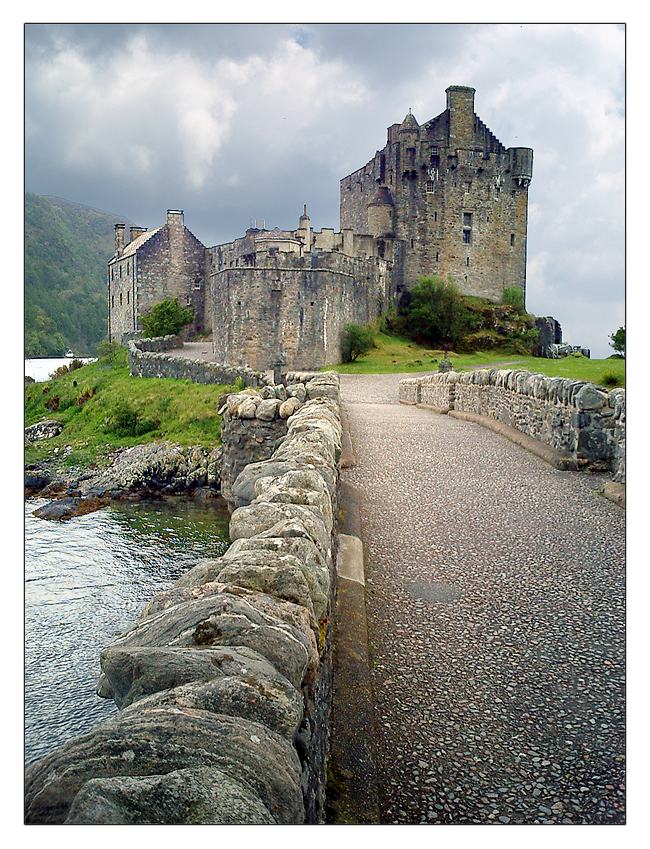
[24,22,625,357]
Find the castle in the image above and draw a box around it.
[108,84,533,371]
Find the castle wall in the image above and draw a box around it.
[210,251,390,371]
[340,94,532,303]
[136,219,207,334]
[107,255,137,341]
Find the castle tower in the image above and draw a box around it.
[339,83,533,304]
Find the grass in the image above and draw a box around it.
[325,332,626,388]
[25,348,233,469]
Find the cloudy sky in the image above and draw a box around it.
[25,23,624,357]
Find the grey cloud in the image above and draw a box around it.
[25,23,624,357]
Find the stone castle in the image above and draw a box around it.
[108,84,533,370]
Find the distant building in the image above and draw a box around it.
[109,84,533,369]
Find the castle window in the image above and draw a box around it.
[426,180,435,193]
[127,261,130,275]
[111,295,114,309]
[127,291,130,304]
[119,265,122,279]
[436,252,439,262]
[186,295,191,306]
[463,229,471,244]
[119,292,123,306]
[463,213,473,227]
[465,181,472,192]
[434,211,438,222]
[510,233,515,247]
[466,257,470,266]
[411,238,415,248]
[111,268,114,281]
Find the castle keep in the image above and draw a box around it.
[108,84,533,370]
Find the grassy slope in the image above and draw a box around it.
[25,350,232,469]
[326,332,626,388]
[25,194,129,357]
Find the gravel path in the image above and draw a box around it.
[340,373,625,825]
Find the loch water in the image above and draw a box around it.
[25,496,231,766]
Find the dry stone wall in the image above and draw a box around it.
[25,372,342,825]
[399,369,625,481]
[127,337,267,387]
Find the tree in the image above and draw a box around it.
[141,298,194,338]
[403,276,470,348]
[340,323,375,362]
[609,326,625,357]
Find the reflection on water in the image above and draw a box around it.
[25,496,230,766]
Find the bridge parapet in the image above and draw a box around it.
[399,369,625,482]
[25,373,342,824]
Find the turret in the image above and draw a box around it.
[114,223,125,257]
[509,147,534,187]
[446,85,476,150]
[367,185,394,237]
[298,204,311,252]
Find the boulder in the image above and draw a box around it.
[25,708,304,824]
[65,767,275,824]
[24,419,63,441]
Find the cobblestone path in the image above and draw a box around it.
[340,373,625,825]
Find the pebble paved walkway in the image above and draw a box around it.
[341,373,625,825]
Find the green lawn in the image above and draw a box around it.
[25,349,233,469]
[325,332,625,388]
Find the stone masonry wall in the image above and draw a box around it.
[211,250,390,371]
[25,372,342,825]
[399,370,625,481]
[127,338,267,388]
[340,89,531,302]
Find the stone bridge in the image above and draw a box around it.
[332,372,624,825]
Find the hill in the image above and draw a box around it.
[25,194,129,356]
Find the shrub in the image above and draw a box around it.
[69,359,84,371]
[98,340,124,366]
[104,401,159,437]
[233,376,246,392]
[502,287,525,312]
[340,323,375,362]
[459,330,502,352]
[76,386,95,406]
[401,276,470,348]
[50,365,70,379]
[141,298,194,338]
[601,372,622,388]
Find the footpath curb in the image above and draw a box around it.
[326,478,379,822]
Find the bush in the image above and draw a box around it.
[141,298,194,338]
[340,323,375,362]
[69,358,84,371]
[98,340,124,366]
[104,401,159,437]
[601,372,622,388]
[460,330,503,352]
[400,276,470,348]
[502,287,525,312]
[50,365,70,379]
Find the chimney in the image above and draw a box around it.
[129,226,147,242]
[166,209,184,228]
[114,223,126,257]
[446,85,476,150]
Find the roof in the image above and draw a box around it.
[110,226,162,261]
[399,111,419,132]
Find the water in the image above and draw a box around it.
[25,357,96,383]
[25,496,231,766]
